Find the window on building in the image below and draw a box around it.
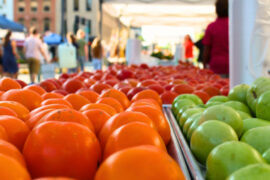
[43,0,51,12]
[86,0,92,11]
[32,7,38,12]
[63,0,67,11]
[18,18,24,25]
[30,18,37,27]
[18,7,24,12]
[63,20,67,35]
[18,0,25,12]
[88,20,92,35]
[74,0,79,11]
[31,6,37,12]
[81,18,85,25]
[31,0,38,12]
[73,16,79,34]
[44,6,50,11]
[44,18,50,31]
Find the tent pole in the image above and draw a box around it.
[229,0,257,87]
[99,0,103,39]
[60,0,66,38]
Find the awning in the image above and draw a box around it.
[103,0,215,5]
[103,0,216,27]
[0,16,25,32]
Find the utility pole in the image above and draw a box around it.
[61,0,66,38]
[99,0,103,39]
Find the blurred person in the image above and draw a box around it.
[194,37,204,67]
[91,37,103,70]
[0,44,3,77]
[76,29,88,71]
[67,32,78,73]
[203,0,229,77]
[38,35,52,82]
[184,35,194,63]
[40,35,51,64]
[71,34,79,50]
[2,30,20,78]
[24,27,49,84]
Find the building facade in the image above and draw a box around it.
[0,0,14,20]
[55,0,100,37]
[14,0,56,33]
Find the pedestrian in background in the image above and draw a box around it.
[76,29,88,72]
[91,37,103,70]
[24,27,49,84]
[58,32,77,71]
[2,30,20,78]
[184,34,194,63]
[38,35,52,81]
[0,43,3,77]
[203,0,229,77]
[40,35,51,64]
[194,37,204,67]
[67,32,78,73]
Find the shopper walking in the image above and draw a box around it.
[71,34,79,52]
[24,27,49,84]
[203,0,229,77]
[194,37,204,64]
[91,37,103,70]
[67,32,78,73]
[2,30,19,78]
[38,35,52,82]
[76,29,88,71]
[40,35,51,64]
[184,35,194,63]
[0,43,4,77]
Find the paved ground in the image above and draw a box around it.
[18,73,61,84]
[18,74,32,84]
[18,64,95,84]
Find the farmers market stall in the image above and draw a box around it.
[2,56,270,179]
[1,0,270,179]
[101,0,216,65]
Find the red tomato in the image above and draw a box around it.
[23,121,101,180]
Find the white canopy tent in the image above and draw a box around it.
[102,0,217,65]
[102,0,270,86]
[102,0,216,27]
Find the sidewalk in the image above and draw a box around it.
[18,62,95,84]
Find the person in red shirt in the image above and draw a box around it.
[203,0,229,77]
[184,35,194,63]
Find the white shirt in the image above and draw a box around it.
[40,42,51,64]
[24,35,43,61]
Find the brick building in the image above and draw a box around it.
[14,0,56,33]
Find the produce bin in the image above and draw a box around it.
[163,105,205,180]
[164,105,192,180]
